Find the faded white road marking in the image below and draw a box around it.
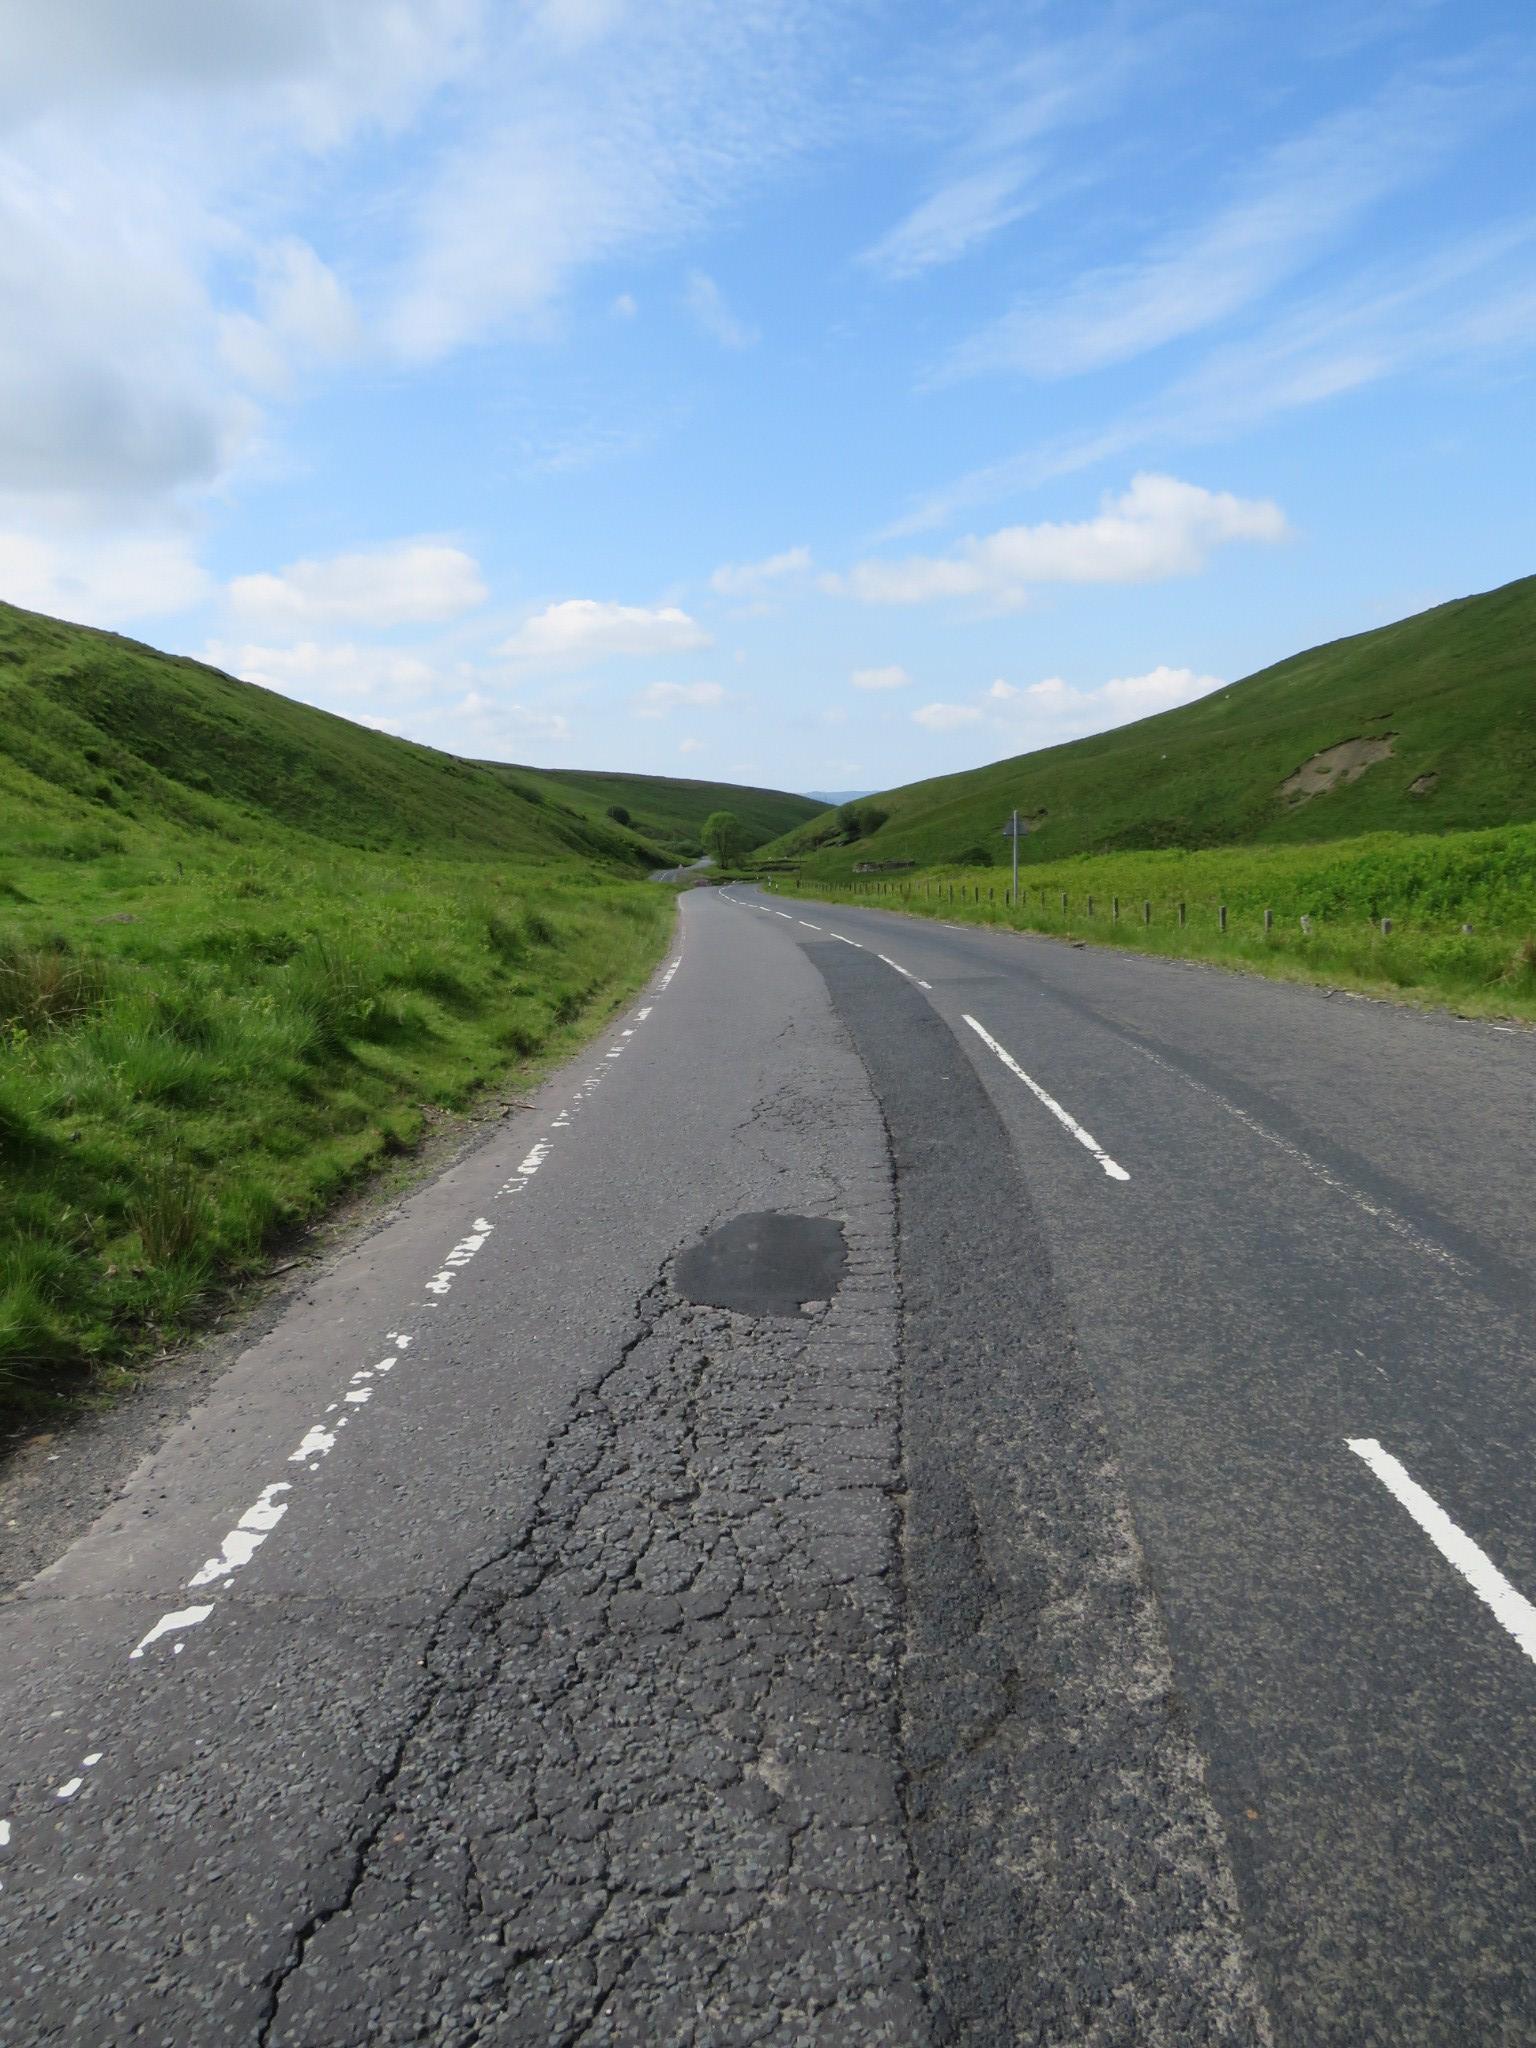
[831,934,863,949]
[11,930,692,1863]
[963,1014,1130,1182]
[876,953,933,991]
[188,1483,291,1588]
[1348,1439,1536,1664]
[775,910,793,919]
[798,921,822,930]
[129,1606,215,1661]
[1131,1045,1464,1272]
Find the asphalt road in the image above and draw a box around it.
[2,882,1533,2044]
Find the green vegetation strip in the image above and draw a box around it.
[0,846,671,1417]
[770,823,1536,1021]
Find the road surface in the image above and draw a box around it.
[2,881,1533,2044]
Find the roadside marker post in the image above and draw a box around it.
[1000,808,1028,904]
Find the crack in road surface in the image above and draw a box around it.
[263,1068,930,2046]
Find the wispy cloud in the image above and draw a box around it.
[633,679,726,718]
[891,220,1536,534]
[710,546,811,596]
[940,51,1529,381]
[500,598,711,665]
[383,3,856,362]
[850,664,912,691]
[859,24,1152,281]
[862,162,1041,282]
[685,272,758,350]
[836,474,1288,608]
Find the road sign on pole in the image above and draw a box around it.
[999,808,1029,899]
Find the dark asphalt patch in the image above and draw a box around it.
[673,1211,847,1317]
[807,941,1271,2046]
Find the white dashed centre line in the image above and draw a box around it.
[963,1014,1130,1182]
[1348,1439,1536,1665]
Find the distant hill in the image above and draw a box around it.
[804,788,873,806]
[764,575,1536,875]
[0,601,813,867]
[509,767,819,854]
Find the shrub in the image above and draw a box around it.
[607,804,632,826]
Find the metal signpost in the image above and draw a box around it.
[1000,808,1029,899]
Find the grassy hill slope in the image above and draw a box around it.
[0,602,819,869]
[504,767,819,853]
[769,574,1536,876]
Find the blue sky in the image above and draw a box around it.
[2,0,1533,796]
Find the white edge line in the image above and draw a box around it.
[1348,1438,1536,1663]
[963,1014,1130,1182]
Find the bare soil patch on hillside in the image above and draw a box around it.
[1281,735,1396,803]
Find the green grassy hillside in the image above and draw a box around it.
[0,602,817,869]
[508,767,819,854]
[0,599,813,1415]
[768,574,1536,876]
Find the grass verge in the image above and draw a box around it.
[768,823,1536,1022]
[0,841,672,1418]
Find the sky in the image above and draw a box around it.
[2,0,1534,799]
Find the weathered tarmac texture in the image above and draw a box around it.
[267,1060,929,2042]
[810,944,1274,2047]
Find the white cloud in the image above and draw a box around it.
[1012,666,1222,718]
[0,2,479,522]
[851,665,912,691]
[500,599,710,665]
[633,679,726,718]
[228,541,487,628]
[839,474,1288,608]
[912,702,982,730]
[942,57,1523,381]
[912,664,1225,750]
[610,291,638,318]
[684,271,758,350]
[678,736,705,755]
[710,546,811,597]
[204,638,440,703]
[0,529,210,626]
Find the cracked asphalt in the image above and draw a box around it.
[3,883,1534,2044]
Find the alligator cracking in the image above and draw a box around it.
[260,1079,926,2046]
